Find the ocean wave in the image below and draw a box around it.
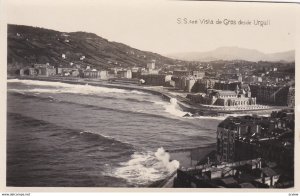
[153,98,186,118]
[130,90,149,95]
[8,78,74,88]
[8,90,58,102]
[80,130,115,140]
[9,91,181,121]
[8,79,189,119]
[7,79,147,96]
[111,147,179,186]
[78,130,133,147]
[53,100,175,120]
[8,92,177,121]
[8,88,60,94]
[8,88,153,107]
[124,98,153,104]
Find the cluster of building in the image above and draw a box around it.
[187,77,294,107]
[18,59,295,108]
[186,61,295,107]
[216,110,294,164]
[212,61,294,87]
[173,109,294,188]
[19,63,56,77]
[174,158,280,188]
[18,63,133,80]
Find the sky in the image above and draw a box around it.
[3,0,297,55]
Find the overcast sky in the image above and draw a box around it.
[4,0,297,55]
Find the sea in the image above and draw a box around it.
[7,79,224,187]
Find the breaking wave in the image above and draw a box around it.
[154,98,186,118]
[78,130,133,146]
[7,79,148,95]
[112,147,179,186]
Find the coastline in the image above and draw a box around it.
[7,76,220,188]
[7,75,220,188]
[8,76,291,188]
[8,76,289,116]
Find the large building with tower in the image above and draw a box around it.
[187,84,256,107]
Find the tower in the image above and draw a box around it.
[246,85,251,98]
[235,84,240,94]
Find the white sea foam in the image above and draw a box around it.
[192,115,227,120]
[8,88,58,94]
[154,147,180,172]
[154,98,186,118]
[8,79,73,88]
[170,98,177,105]
[7,79,147,95]
[130,90,149,95]
[112,147,179,185]
[66,84,127,94]
[153,99,270,120]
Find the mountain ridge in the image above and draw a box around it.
[167,47,295,62]
[7,24,179,73]
[7,24,294,75]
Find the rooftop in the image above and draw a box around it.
[216,90,237,96]
[261,167,278,177]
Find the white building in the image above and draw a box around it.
[147,60,156,70]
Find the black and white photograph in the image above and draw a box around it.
[1,0,298,191]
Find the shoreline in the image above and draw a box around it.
[8,76,288,188]
[8,76,289,116]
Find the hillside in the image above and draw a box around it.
[7,24,178,73]
[167,47,295,62]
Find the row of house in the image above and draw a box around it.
[216,110,294,167]
[174,158,281,188]
[18,63,295,107]
[18,64,135,80]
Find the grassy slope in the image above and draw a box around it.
[7,24,179,73]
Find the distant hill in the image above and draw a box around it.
[8,24,295,75]
[7,24,178,73]
[167,47,295,62]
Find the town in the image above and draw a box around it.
[14,58,295,112]
[12,58,295,188]
[8,25,295,114]
[7,24,295,189]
